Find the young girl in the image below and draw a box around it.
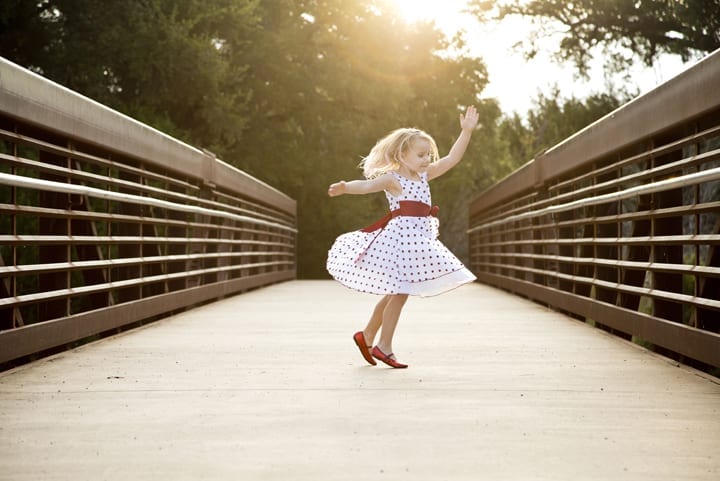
[326,105,479,368]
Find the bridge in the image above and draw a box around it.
[1,49,719,480]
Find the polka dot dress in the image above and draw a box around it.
[327,171,476,297]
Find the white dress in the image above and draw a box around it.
[326,171,476,297]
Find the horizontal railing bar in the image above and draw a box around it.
[0,235,295,247]
[3,151,199,202]
[472,197,557,229]
[471,192,542,224]
[212,188,296,225]
[468,166,720,233]
[0,203,297,242]
[0,202,151,224]
[550,124,720,193]
[475,262,720,310]
[1,57,297,213]
[3,154,296,228]
[469,201,720,240]
[469,49,720,215]
[582,277,720,309]
[552,202,720,227]
[0,127,199,192]
[473,252,720,277]
[472,149,720,229]
[472,209,720,246]
[0,172,298,233]
[0,251,296,276]
[191,200,295,227]
[544,148,719,208]
[0,261,295,308]
[470,234,719,246]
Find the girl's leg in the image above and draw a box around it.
[375,294,408,356]
[363,295,392,346]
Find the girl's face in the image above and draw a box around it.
[400,138,432,174]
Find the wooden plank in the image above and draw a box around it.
[1,281,718,480]
[475,271,720,367]
[0,271,294,363]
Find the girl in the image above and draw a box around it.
[326,105,479,368]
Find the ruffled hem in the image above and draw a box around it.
[401,268,476,297]
[330,267,476,298]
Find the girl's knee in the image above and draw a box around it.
[377,295,392,308]
[392,294,409,305]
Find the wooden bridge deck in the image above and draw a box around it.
[1,280,718,480]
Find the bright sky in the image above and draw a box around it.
[386,0,692,115]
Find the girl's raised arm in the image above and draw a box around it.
[427,105,479,181]
[328,172,401,197]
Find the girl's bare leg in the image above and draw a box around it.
[375,294,408,356]
[363,295,391,346]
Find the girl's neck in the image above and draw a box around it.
[396,165,421,181]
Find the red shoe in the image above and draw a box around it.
[353,332,376,365]
[371,346,408,369]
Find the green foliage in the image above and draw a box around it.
[497,87,632,168]
[1,0,632,278]
[228,0,501,276]
[468,0,720,76]
[0,0,259,152]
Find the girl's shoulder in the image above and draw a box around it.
[377,171,402,197]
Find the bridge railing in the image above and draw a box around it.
[468,49,720,369]
[0,58,297,364]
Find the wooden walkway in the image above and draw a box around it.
[1,280,718,480]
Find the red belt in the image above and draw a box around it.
[354,201,439,263]
[361,201,439,233]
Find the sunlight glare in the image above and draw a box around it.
[387,0,469,32]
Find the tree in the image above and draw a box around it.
[229,0,501,276]
[498,88,631,168]
[468,0,720,75]
[0,0,260,153]
[1,0,504,278]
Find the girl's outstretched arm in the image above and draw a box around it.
[427,105,479,181]
[328,172,401,197]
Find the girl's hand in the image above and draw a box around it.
[328,181,347,197]
[460,105,479,132]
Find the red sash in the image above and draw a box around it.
[355,201,439,263]
[361,201,439,233]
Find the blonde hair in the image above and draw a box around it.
[359,128,439,179]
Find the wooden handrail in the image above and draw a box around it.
[468,48,720,369]
[0,57,298,365]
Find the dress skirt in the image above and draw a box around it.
[327,214,476,297]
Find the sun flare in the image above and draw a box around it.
[386,0,469,33]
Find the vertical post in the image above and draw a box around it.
[117,167,142,304]
[38,142,70,322]
[69,155,110,313]
[651,148,684,323]
[187,150,218,288]
[697,216,720,332]
[594,167,619,306]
